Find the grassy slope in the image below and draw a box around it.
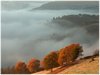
[59,56,99,74]
[34,56,99,74]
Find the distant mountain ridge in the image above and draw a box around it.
[33,1,99,10]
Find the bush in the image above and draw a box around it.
[58,43,83,65]
[27,58,40,73]
[15,61,30,74]
[43,51,59,72]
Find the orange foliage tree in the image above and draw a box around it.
[43,51,59,72]
[15,61,30,74]
[27,58,40,73]
[58,43,83,65]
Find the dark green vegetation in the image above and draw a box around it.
[52,14,99,39]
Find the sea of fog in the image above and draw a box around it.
[1,9,99,67]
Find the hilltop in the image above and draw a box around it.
[33,1,99,11]
[34,56,99,74]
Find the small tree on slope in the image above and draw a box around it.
[15,61,30,74]
[43,51,59,72]
[58,43,83,66]
[27,58,40,73]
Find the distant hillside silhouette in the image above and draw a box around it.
[33,1,99,11]
[51,14,99,38]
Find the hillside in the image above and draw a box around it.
[33,1,99,11]
[34,56,99,74]
[51,14,99,43]
[59,56,99,74]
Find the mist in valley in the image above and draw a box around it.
[1,1,99,68]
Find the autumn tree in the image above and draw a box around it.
[15,61,30,74]
[58,43,83,65]
[43,51,59,72]
[27,58,40,73]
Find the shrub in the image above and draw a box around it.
[58,43,83,65]
[27,58,40,73]
[43,51,59,72]
[15,61,30,74]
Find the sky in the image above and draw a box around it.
[1,0,99,1]
[1,1,99,68]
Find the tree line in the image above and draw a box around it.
[1,43,83,74]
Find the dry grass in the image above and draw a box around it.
[34,67,60,74]
[34,56,99,74]
[59,56,99,74]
